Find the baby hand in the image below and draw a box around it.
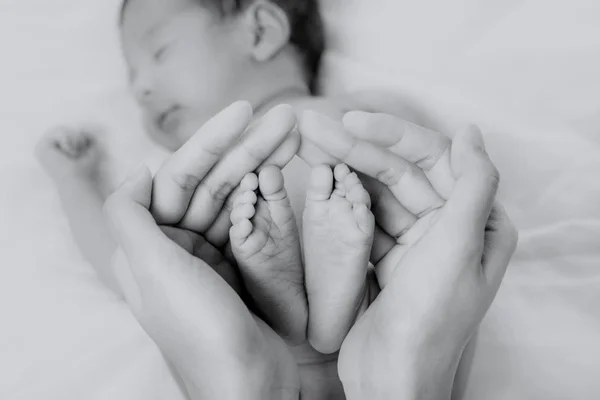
[35,126,110,193]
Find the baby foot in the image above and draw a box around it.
[230,165,307,344]
[35,126,111,197]
[303,164,375,354]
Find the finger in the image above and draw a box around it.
[203,185,244,248]
[359,173,417,239]
[337,90,422,121]
[441,125,499,237]
[300,111,443,216]
[482,203,518,287]
[371,224,396,265]
[181,104,296,232]
[106,168,259,355]
[343,111,454,199]
[151,100,253,224]
[257,129,300,172]
[374,244,408,290]
[203,138,290,248]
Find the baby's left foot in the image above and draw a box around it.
[230,166,307,343]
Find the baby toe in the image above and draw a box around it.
[240,173,259,192]
[307,165,334,202]
[243,190,258,205]
[346,178,371,208]
[258,165,287,201]
[352,203,375,236]
[234,190,258,208]
[231,202,256,225]
[230,219,254,241]
[333,163,351,183]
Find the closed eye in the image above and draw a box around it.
[154,45,169,62]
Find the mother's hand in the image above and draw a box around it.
[151,101,300,250]
[103,102,302,400]
[300,111,518,399]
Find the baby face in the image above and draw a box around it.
[121,0,249,151]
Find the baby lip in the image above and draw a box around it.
[156,106,179,131]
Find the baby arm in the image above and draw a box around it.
[36,127,120,293]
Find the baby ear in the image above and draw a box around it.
[243,1,291,62]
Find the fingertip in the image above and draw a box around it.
[342,110,371,133]
[109,165,153,209]
[263,103,297,132]
[228,100,254,120]
[462,124,485,151]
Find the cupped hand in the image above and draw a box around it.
[300,111,518,400]
[103,102,303,400]
[150,101,300,251]
[104,166,300,400]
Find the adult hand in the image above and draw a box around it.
[294,90,429,167]
[150,101,300,251]
[103,103,302,399]
[299,112,518,400]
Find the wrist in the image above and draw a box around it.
[341,341,463,400]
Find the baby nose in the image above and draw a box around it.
[132,71,154,104]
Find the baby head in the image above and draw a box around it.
[120,0,324,150]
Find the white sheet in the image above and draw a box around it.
[1,1,598,399]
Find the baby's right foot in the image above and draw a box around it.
[303,164,375,354]
[230,166,307,344]
[35,126,111,197]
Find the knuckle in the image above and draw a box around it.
[208,180,235,202]
[476,157,500,193]
[241,142,266,164]
[421,136,451,169]
[376,164,408,186]
[484,164,501,193]
[170,172,202,192]
[102,192,122,219]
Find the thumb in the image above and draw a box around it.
[442,125,499,239]
[104,165,175,275]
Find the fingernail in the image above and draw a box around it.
[302,110,337,128]
[268,103,293,115]
[262,103,297,127]
[224,100,253,120]
[342,111,370,130]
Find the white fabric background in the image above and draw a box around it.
[1,0,599,399]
